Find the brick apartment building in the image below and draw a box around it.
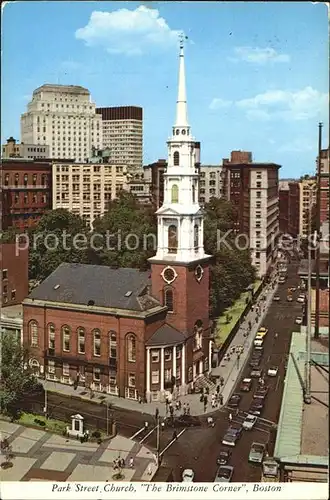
[319,148,329,225]
[224,151,280,277]
[22,43,213,402]
[1,159,52,231]
[1,243,29,307]
[279,180,300,237]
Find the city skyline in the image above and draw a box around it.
[2,1,328,177]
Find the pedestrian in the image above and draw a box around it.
[183,403,187,414]
[187,403,190,415]
[219,393,223,405]
[113,459,118,470]
[147,463,153,475]
[216,384,220,394]
[229,412,232,422]
[220,376,224,386]
[205,386,210,395]
[155,408,159,420]
[138,396,142,404]
[170,406,174,416]
[200,393,204,403]
[173,430,177,440]
[204,400,207,412]
[176,400,180,412]
[129,457,134,468]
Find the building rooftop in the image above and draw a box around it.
[27,263,160,312]
[146,323,186,346]
[33,84,89,95]
[1,304,23,319]
[274,331,329,467]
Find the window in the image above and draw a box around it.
[165,368,172,382]
[168,224,178,253]
[256,181,262,188]
[151,371,159,384]
[164,288,174,312]
[173,151,180,166]
[48,323,55,350]
[62,363,70,376]
[29,321,38,347]
[2,269,7,280]
[151,350,159,363]
[93,367,101,382]
[11,289,16,300]
[77,327,85,354]
[171,184,179,203]
[93,329,101,356]
[194,224,199,249]
[255,252,260,259]
[192,184,196,203]
[176,366,181,380]
[127,334,136,362]
[48,360,55,374]
[109,331,117,358]
[256,191,261,198]
[176,346,182,359]
[193,320,203,350]
[165,349,172,362]
[62,325,70,352]
[128,372,136,387]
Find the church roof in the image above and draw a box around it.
[27,263,160,312]
[146,323,186,346]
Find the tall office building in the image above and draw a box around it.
[96,107,143,173]
[299,177,317,238]
[21,84,103,162]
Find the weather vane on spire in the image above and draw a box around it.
[179,32,188,49]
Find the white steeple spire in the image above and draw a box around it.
[175,36,189,127]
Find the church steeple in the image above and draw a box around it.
[175,39,189,128]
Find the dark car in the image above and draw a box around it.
[221,426,242,447]
[252,350,263,359]
[227,393,241,409]
[256,386,269,397]
[217,449,231,465]
[165,415,201,428]
[249,401,264,416]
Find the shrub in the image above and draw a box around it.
[91,430,101,439]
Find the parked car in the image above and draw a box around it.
[267,366,278,377]
[286,295,293,302]
[249,359,261,369]
[249,442,266,464]
[297,294,305,303]
[254,338,264,348]
[240,378,252,392]
[257,327,268,337]
[289,287,297,293]
[221,426,242,447]
[255,386,269,397]
[214,465,234,482]
[253,391,267,402]
[227,394,241,409]
[250,367,263,378]
[182,469,195,482]
[278,277,286,284]
[273,295,280,302]
[216,449,231,466]
[253,345,264,353]
[295,316,303,325]
[242,414,257,431]
[249,401,264,416]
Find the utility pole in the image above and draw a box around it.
[156,415,160,467]
[44,387,48,417]
[314,122,322,339]
[304,204,313,404]
[106,401,109,436]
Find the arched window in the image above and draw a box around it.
[77,327,85,354]
[109,331,117,359]
[171,184,179,203]
[168,224,178,254]
[62,325,71,352]
[164,288,174,312]
[93,329,101,356]
[192,184,196,203]
[173,151,180,166]
[194,224,199,250]
[127,334,136,362]
[48,323,55,350]
[29,358,40,375]
[29,321,38,347]
[193,320,203,351]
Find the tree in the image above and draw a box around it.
[28,209,91,281]
[0,439,14,468]
[0,331,40,415]
[92,192,157,270]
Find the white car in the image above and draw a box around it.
[242,414,257,431]
[297,295,305,303]
[295,316,303,325]
[254,338,264,347]
[182,469,194,482]
[267,366,279,377]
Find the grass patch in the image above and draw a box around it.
[215,280,261,348]
[19,412,67,434]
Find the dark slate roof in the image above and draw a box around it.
[28,263,160,311]
[146,323,186,347]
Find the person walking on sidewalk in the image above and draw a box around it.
[228,412,233,422]
[219,393,224,405]
[186,403,191,415]
[203,396,208,412]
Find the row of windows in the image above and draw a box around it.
[10,193,48,204]
[4,173,48,186]
[29,322,137,362]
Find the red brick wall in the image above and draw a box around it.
[1,243,28,306]
[23,304,164,398]
[320,176,329,224]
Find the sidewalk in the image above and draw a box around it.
[41,275,278,418]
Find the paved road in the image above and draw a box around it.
[145,261,302,482]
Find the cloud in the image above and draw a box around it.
[278,139,315,153]
[236,87,328,121]
[75,6,181,56]
[230,46,290,64]
[209,98,232,110]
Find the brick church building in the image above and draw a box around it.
[23,41,213,402]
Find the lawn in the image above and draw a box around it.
[215,280,261,348]
[19,412,67,434]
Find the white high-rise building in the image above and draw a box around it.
[21,84,103,162]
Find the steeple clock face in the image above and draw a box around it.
[161,266,178,285]
[194,264,204,282]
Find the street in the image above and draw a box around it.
[145,261,302,481]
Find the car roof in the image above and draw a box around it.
[243,378,251,382]
[183,469,194,474]
[217,465,234,471]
